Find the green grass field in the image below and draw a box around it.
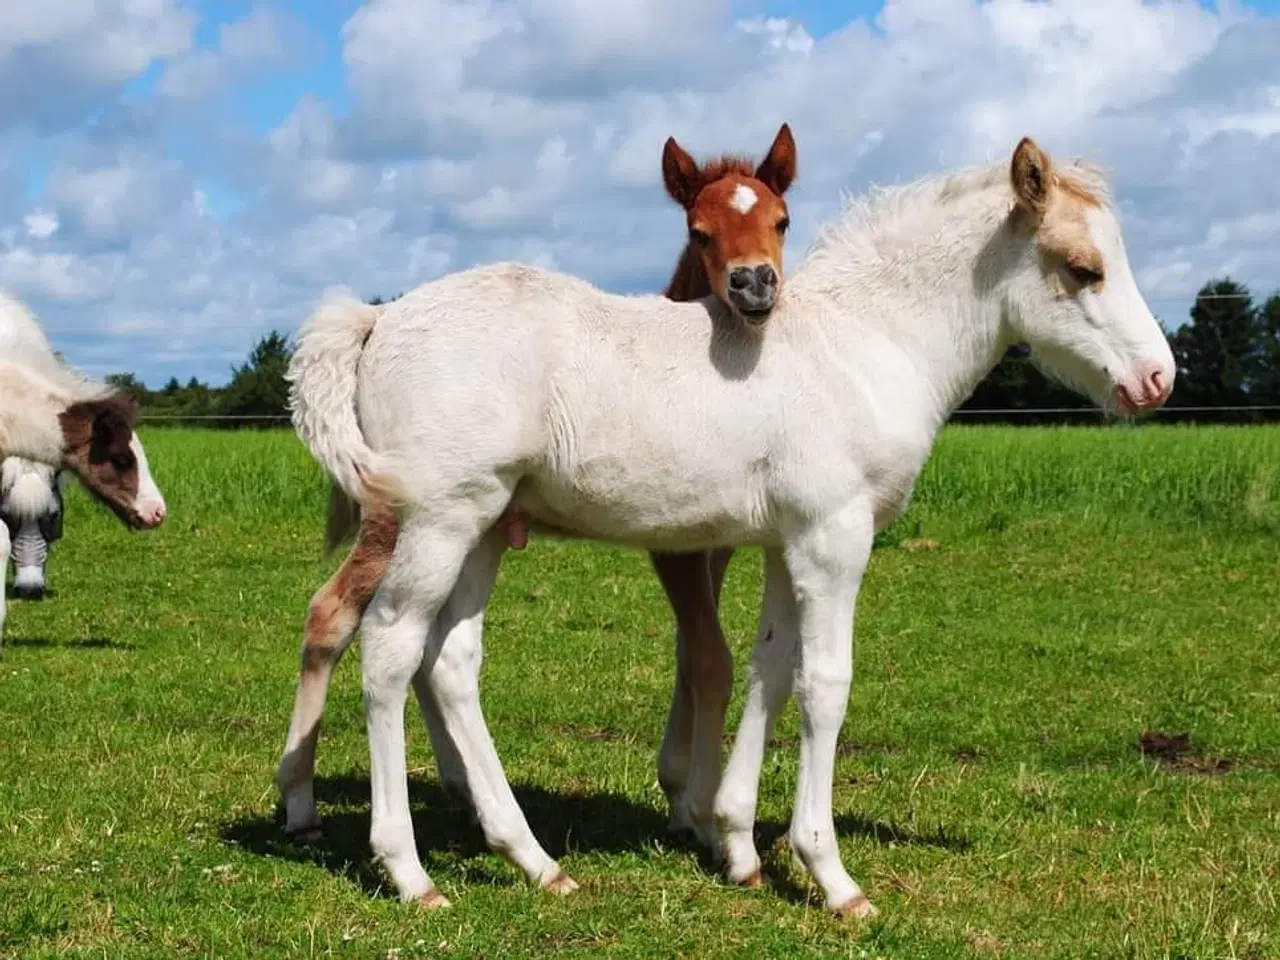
[1,425,1277,959]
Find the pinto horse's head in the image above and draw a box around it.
[58,393,167,530]
[662,123,797,327]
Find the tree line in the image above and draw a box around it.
[959,277,1280,423]
[105,280,1279,427]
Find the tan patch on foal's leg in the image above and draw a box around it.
[281,499,400,841]
[298,504,398,676]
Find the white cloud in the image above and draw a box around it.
[0,0,193,130]
[0,246,115,303]
[42,148,199,246]
[158,7,304,100]
[2,0,1279,384]
[736,16,815,54]
[24,211,59,240]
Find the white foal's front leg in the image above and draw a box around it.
[419,530,574,893]
[714,548,798,882]
[783,510,877,916]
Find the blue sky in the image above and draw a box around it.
[3,0,1279,385]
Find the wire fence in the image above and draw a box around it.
[132,405,1280,425]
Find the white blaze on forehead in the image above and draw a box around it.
[729,184,758,215]
[129,434,165,508]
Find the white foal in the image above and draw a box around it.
[288,137,1174,913]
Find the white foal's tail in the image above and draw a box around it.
[287,293,407,507]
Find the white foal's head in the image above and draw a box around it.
[1000,137,1175,416]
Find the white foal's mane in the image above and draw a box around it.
[802,158,1113,279]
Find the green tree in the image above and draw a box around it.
[1254,294,1280,406]
[1167,278,1261,410]
[218,331,294,427]
[104,372,152,405]
[959,346,1091,423]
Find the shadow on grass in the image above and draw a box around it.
[1,635,133,650]
[222,772,973,903]
[834,813,972,852]
[222,773,680,898]
[5,585,57,600]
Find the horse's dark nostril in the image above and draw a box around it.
[755,264,778,288]
[728,269,751,291]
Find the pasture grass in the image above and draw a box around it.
[1,425,1277,958]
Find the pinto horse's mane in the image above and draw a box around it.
[663,154,760,303]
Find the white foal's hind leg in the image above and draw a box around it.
[420,529,574,893]
[411,667,474,813]
[359,511,487,908]
[782,510,877,917]
[714,548,798,883]
[0,521,10,651]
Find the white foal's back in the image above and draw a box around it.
[355,262,881,550]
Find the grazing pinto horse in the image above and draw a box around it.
[0,292,167,646]
[289,136,1175,914]
[276,124,798,851]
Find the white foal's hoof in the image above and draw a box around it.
[417,888,452,910]
[832,892,878,920]
[541,870,580,896]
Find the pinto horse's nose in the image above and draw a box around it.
[11,579,45,600]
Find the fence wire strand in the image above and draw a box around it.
[133,405,1280,424]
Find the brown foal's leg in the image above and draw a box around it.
[652,548,735,845]
[708,547,734,608]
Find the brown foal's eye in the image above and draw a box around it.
[690,228,711,248]
[776,217,790,235]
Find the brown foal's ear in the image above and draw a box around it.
[662,136,703,210]
[755,122,797,197]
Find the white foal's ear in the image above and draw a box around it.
[1010,137,1054,219]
